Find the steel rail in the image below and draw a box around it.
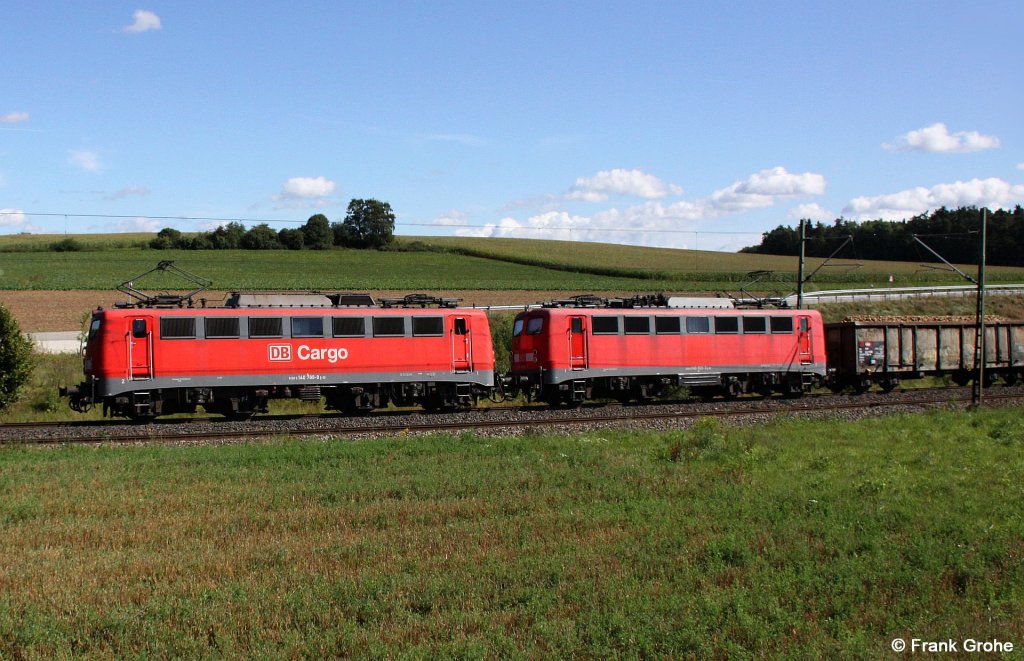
[2,388,1020,446]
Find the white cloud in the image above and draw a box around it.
[123,9,162,33]
[68,149,102,173]
[273,176,338,208]
[884,122,1000,154]
[459,166,826,249]
[567,168,682,202]
[0,208,26,227]
[432,209,470,227]
[843,177,1024,220]
[115,217,161,232]
[0,112,29,124]
[106,185,150,200]
[710,167,826,212]
[1017,163,1024,171]
[789,203,834,222]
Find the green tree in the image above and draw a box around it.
[333,199,396,249]
[150,227,184,250]
[210,222,246,249]
[241,224,280,250]
[278,228,305,250]
[0,304,32,412]
[302,214,334,250]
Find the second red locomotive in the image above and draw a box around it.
[510,295,826,404]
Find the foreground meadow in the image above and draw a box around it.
[0,409,1021,658]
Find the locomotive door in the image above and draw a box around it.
[452,316,472,373]
[569,316,588,370]
[128,316,153,380]
[797,315,813,364]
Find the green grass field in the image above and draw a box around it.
[2,234,1022,291]
[0,409,1021,657]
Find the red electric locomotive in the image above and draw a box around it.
[510,295,826,404]
[64,293,495,420]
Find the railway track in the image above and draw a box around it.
[3,386,1022,446]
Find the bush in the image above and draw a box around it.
[50,237,83,252]
[0,304,33,412]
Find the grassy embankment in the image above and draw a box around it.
[0,409,1021,657]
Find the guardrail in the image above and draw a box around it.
[784,284,1024,307]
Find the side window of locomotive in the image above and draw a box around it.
[770,317,794,334]
[743,316,767,334]
[249,317,284,338]
[570,317,584,334]
[454,318,468,336]
[132,319,148,339]
[624,316,651,334]
[205,317,240,338]
[373,317,406,337]
[714,317,739,334]
[160,317,196,339]
[685,316,710,334]
[413,316,445,337]
[291,317,324,338]
[332,317,365,337]
[655,316,681,334]
[526,317,544,335]
[512,318,525,337]
[592,316,619,335]
[88,319,102,341]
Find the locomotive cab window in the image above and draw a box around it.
[512,318,525,337]
[570,317,584,334]
[770,317,794,334]
[332,317,365,337]
[205,317,240,338]
[88,318,102,341]
[454,318,468,336]
[132,319,148,339]
[714,317,739,334]
[526,317,544,335]
[592,316,619,334]
[160,317,196,339]
[373,317,406,337]
[292,316,324,338]
[249,317,283,338]
[412,316,444,337]
[624,316,651,334]
[743,316,767,334]
[655,316,681,334]
[686,316,710,334]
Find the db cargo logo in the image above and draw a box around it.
[268,345,292,362]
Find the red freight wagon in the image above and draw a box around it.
[65,294,495,420]
[510,298,826,404]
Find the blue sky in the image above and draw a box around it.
[2,2,1022,251]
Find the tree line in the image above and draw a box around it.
[741,206,1024,266]
[150,198,396,251]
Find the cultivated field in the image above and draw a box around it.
[0,410,1020,657]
